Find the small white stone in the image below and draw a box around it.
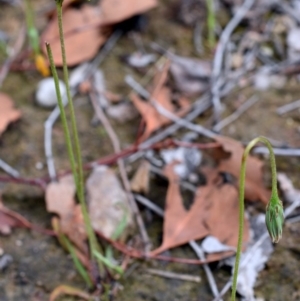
[36,77,66,108]
[35,162,44,170]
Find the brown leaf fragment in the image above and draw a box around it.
[215,135,271,204]
[42,5,109,66]
[151,163,249,256]
[200,184,249,248]
[0,93,21,137]
[86,166,134,241]
[131,64,190,140]
[45,175,87,254]
[130,160,150,194]
[99,0,157,25]
[151,163,209,256]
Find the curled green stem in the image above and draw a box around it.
[231,136,284,301]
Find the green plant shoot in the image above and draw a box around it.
[206,0,216,48]
[46,0,106,282]
[231,136,284,301]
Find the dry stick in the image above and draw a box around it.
[0,158,20,178]
[194,20,204,54]
[213,95,259,132]
[89,92,152,252]
[134,194,221,299]
[211,0,255,121]
[146,268,201,283]
[44,30,121,180]
[276,99,300,115]
[254,147,300,157]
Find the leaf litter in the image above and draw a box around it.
[2,0,300,299]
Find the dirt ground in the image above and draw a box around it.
[1,1,300,301]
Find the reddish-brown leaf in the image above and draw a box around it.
[150,163,209,256]
[0,93,21,137]
[200,183,249,248]
[151,163,249,256]
[131,64,190,141]
[45,175,87,254]
[99,0,157,25]
[215,135,271,204]
[42,5,109,66]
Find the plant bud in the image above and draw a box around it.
[265,197,284,243]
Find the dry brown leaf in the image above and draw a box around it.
[200,183,249,248]
[151,163,209,256]
[99,0,157,25]
[215,135,271,204]
[86,166,134,241]
[42,5,109,66]
[130,160,150,194]
[131,64,190,141]
[0,93,21,137]
[45,175,87,254]
[151,163,249,256]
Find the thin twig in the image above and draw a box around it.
[89,92,152,252]
[146,268,201,283]
[213,95,259,132]
[194,20,203,54]
[276,99,300,115]
[134,194,221,299]
[211,0,255,120]
[253,147,300,157]
[0,158,20,178]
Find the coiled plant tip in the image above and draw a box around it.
[231,136,284,301]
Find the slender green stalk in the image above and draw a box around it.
[206,0,216,48]
[47,0,105,277]
[45,43,78,187]
[231,136,284,301]
[25,0,39,55]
